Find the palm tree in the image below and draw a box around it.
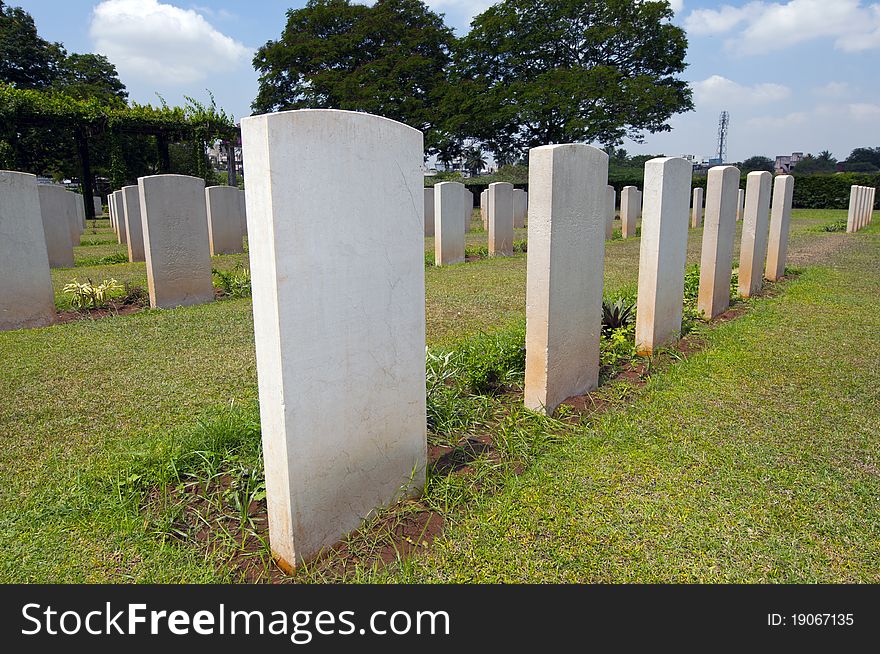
[464,147,486,176]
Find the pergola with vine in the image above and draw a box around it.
[0,85,240,220]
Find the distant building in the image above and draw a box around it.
[774,152,804,174]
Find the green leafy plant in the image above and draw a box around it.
[62,278,122,309]
[212,265,251,299]
[602,297,636,335]
[820,218,847,232]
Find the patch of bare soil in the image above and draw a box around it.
[787,232,849,267]
[55,301,143,324]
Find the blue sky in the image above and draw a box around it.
[15,0,880,162]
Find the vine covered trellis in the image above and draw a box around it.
[0,83,240,220]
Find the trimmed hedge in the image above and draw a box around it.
[431,172,880,210]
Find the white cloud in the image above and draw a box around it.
[745,111,809,129]
[684,0,880,53]
[846,102,880,119]
[90,0,252,86]
[812,81,850,98]
[692,75,791,107]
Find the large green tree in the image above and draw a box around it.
[252,0,454,151]
[0,0,63,89]
[451,0,692,161]
[740,155,774,173]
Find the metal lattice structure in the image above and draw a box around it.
[716,111,729,164]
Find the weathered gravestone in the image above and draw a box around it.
[434,181,466,266]
[0,171,55,330]
[738,171,772,298]
[697,166,739,319]
[138,174,213,309]
[524,144,607,414]
[765,175,794,282]
[37,185,74,268]
[691,187,704,228]
[240,109,427,570]
[620,186,640,238]
[206,185,245,255]
[635,157,692,355]
[487,182,514,256]
[121,185,145,262]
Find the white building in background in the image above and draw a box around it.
[775,152,804,174]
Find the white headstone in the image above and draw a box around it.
[513,188,527,228]
[138,174,213,309]
[605,185,616,240]
[434,181,466,266]
[93,196,102,218]
[738,171,772,297]
[524,144,607,413]
[424,187,435,236]
[480,189,487,229]
[488,182,514,256]
[0,171,55,330]
[635,157,693,354]
[620,186,639,238]
[765,175,794,282]
[37,185,74,268]
[206,185,245,255]
[697,166,739,319]
[691,187,703,228]
[114,189,127,245]
[736,188,745,221]
[239,109,426,570]
[121,185,145,262]
[239,188,248,237]
[846,185,859,233]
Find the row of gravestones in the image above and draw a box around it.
[32,185,93,269]
[233,111,803,571]
[104,178,246,308]
[0,109,871,572]
[847,185,875,232]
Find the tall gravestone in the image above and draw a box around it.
[513,188,527,228]
[205,185,245,255]
[487,182,514,256]
[37,185,74,268]
[108,193,116,233]
[73,193,86,230]
[424,187,435,237]
[0,171,55,331]
[691,187,704,228]
[434,181,466,266]
[93,196,102,218]
[737,188,745,221]
[620,186,639,238]
[635,158,692,355]
[480,189,487,229]
[846,185,859,233]
[114,189,127,245]
[240,109,426,570]
[462,187,473,233]
[139,174,213,309]
[765,175,794,282]
[697,166,739,319]
[121,185,145,262]
[605,185,616,240]
[239,189,248,237]
[738,171,772,298]
[525,144,607,414]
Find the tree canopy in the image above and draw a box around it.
[740,155,774,173]
[253,0,454,151]
[253,0,693,162]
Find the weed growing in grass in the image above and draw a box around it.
[213,265,252,298]
[456,322,526,394]
[465,244,489,259]
[819,218,847,232]
[63,278,123,309]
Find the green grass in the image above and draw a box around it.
[0,209,877,582]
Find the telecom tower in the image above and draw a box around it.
[716,111,729,164]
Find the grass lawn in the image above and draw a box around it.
[0,209,876,582]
